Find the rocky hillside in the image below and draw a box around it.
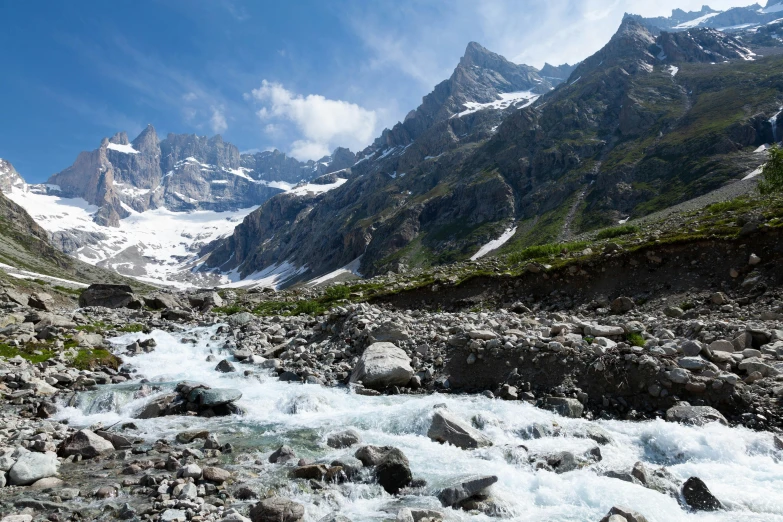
[627,1,783,33]
[201,20,783,288]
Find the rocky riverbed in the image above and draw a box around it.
[0,277,782,521]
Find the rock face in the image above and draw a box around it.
[427,408,493,449]
[58,429,115,459]
[8,452,59,486]
[249,497,305,522]
[79,284,139,309]
[349,342,414,390]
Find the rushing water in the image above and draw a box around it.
[56,326,783,522]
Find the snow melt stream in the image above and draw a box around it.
[56,326,783,521]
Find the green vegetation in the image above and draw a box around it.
[626,332,646,348]
[324,285,351,300]
[212,304,245,315]
[705,196,755,215]
[53,285,82,296]
[72,348,120,371]
[117,323,145,333]
[759,145,783,195]
[595,224,640,240]
[0,342,57,364]
[75,321,109,333]
[507,241,590,266]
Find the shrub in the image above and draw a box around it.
[759,145,783,195]
[324,285,350,301]
[596,224,640,240]
[626,332,646,347]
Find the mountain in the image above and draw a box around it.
[627,1,783,33]
[0,160,146,289]
[3,131,356,288]
[200,20,782,288]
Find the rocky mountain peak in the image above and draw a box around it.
[132,124,159,153]
[109,131,130,145]
[0,158,26,193]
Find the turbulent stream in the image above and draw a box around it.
[56,325,783,521]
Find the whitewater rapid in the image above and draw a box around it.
[56,325,783,522]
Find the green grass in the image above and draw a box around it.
[212,304,245,315]
[75,321,108,333]
[323,284,350,300]
[71,348,120,371]
[0,342,57,364]
[53,285,82,296]
[595,224,640,240]
[705,196,755,215]
[117,323,144,333]
[626,332,646,348]
[506,240,590,266]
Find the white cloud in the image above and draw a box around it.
[210,105,228,133]
[182,92,198,102]
[249,80,378,160]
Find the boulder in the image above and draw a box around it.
[136,393,177,419]
[599,506,649,522]
[249,497,305,522]
[79,284,139,309]
[8,451,58,486]
[269,445,296,464]
[375,447,412,494]
[682,477,723,511]
[188,387,242,407]
[611,297,635,314]
[145,293,183,310]
[428,408,492,449]
[327,429,361,449]
[438,475,498,507]
[349,342,413,390]
[216,359,237,373]
[203,466,231,483]
[665,405,727,426]
[58,429,114,459]
[540,397,584,418]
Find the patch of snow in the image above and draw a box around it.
[674,12,720,29]
[470,226,517,261]
[0,262,89,288]
[307,256,363,286]
[761,2,783,14]
[211,179,229,184]
[618,218,630,224]
[743,166,764,180]
[220,261,307,289]
[453,91,539,118]
[668,65,679,77]
[570,76,581,85]
[107,143,139,154]
[289,178,347,196]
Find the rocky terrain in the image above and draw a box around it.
[0,189,781,521]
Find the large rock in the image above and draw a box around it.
[8,452,59,486]
[136,393,177,419]
[349,342,413,390]
[58,429,115,459]
[188,387,242,407]
[540,397,584,418]
[78,284,139,309]
[427,408,492,449]
[599,506,649,522]
[327,429,361,449]
[682,477,723,511]
[438,475,498,507]
[249,497,305,522]
[375,447,412,494]
[665,405,727,426]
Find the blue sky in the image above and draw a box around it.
[0,0,752,182]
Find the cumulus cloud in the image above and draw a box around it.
[249,80,377,160]
[210,105,228,133]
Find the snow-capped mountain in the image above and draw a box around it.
[0,130,356,288]
[627,1,783,33]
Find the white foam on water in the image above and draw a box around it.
[56,327,783,522]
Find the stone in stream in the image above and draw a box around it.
[8,451,58,486]
[203,466,231,483]
[188,387,242,407]
[682,477,723,511]
[249,497,305,522]
[136,393,177,419]
[216,359,237,373]
[438,475,498,507]
[318,515,351,522]
[599,506,650,522]
[375,447,412,494]
[539,397,584,418]
[178,463,202,479]
[79,284,140,309]
[349,342,414,390]
[665,405,727,426]
[269,445,296,464]
[1,515,34,522]
[58,429,115,459]
[427,408,493,449]
[326,429,361,449]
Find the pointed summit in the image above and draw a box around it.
[132,124,159,153]
[109,131,130,145]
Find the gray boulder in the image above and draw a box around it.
[665,405,727,426]
[269,445,296,464]
[249,497,305,522]
[540,397,584,418]
[349,342,413,390]
[682,477,723,511]
[79,284,139,309]
[188,387,242,406]
[58,429,114,459]
[8,451,59,486]
[427,408,492,449]
[599,506,649,522]
[438,475,498,507]
[327,429,361,449]
[375,447,412,494]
